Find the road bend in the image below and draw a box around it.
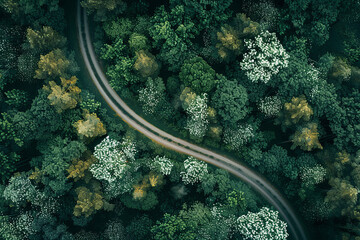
[76,3,308,240]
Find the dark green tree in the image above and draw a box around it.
[212,76,249,127]
[179,56,216,93]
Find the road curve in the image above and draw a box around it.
[76,3,308,240]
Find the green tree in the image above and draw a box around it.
[179,56,216,93]
[81,0,125,21]
[37,136,87,195]
[0,0,65,31]
[212,76,249,126]
[0,152,20,184]
[34,49,70,79]
[151,213,187,240]
[0,112,23,147]
[168,0,232,32]
[150,5,196,71]
[129,33,149,52]
[101,38,140,89]
[5,89,28,109]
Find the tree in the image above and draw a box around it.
[26,26,66,53]
[105,220,127,240]
[73,112,106,140]
[3,174,38,207]
[101,38,140,89]
[240,31,289,84]
[149,5,198,71]
[212,76,249,126]
[291,123,323,151]
[38,137,87,195]
[133,50,159,78]
[258,96,282,118]
[179,56,216,93]
[138,77,166,115]
[278,95,313,126]
[300,164,327,188]
[126,215,153,240]
[0,151,20,183]
[43,76,81,113]
[180,157,208,185]
[179,87,197,109]
[151,203,212,240]
[73,186,103,218]
[325,178,358,216]
[79,90,101,112]
[4,89,28,109]
[216,25,243,60]
[329,57,351,82]
[17,50,39,82]
[34,49,70,79]
[81,0,125,21]
[185,93,209,139]
[129,33,149,52]
[149,156,174,176]
[168,0,232,32]
[223,124,254,151]
[90,136,136,184]
[151,213,187,240]
[0,0,65,31]
[67,154,96,182]
[236,207,289,240]
[0,112,23,147]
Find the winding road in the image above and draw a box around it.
[76,2,308,240]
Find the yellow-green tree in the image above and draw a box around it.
[325,178,358,217]
[279,95,313,126]
[179,87,196,109]
[133,50,159,78]
[43,76,81,113]
[74,186,103,218]
[73,111,106,139]
[35,49,70,79]
[291,123,323,151]
[67,153,96,182]
[27,26,66,51]
[216,25,242,59]
[234,13,260,37]
[133,180,149,200]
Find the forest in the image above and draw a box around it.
[1,0,360,239]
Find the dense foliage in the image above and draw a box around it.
[1,0,360,239]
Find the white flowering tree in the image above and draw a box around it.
[224,124,254,150]
[180,157,208,185]
[138,77,165,115]
[236,207,289,240]
[300,165,327,188]
[90,136,137,184]
[185,93,209,139]
[149,156,174,175]
[240,31,289,84]
[258,95,282,117]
